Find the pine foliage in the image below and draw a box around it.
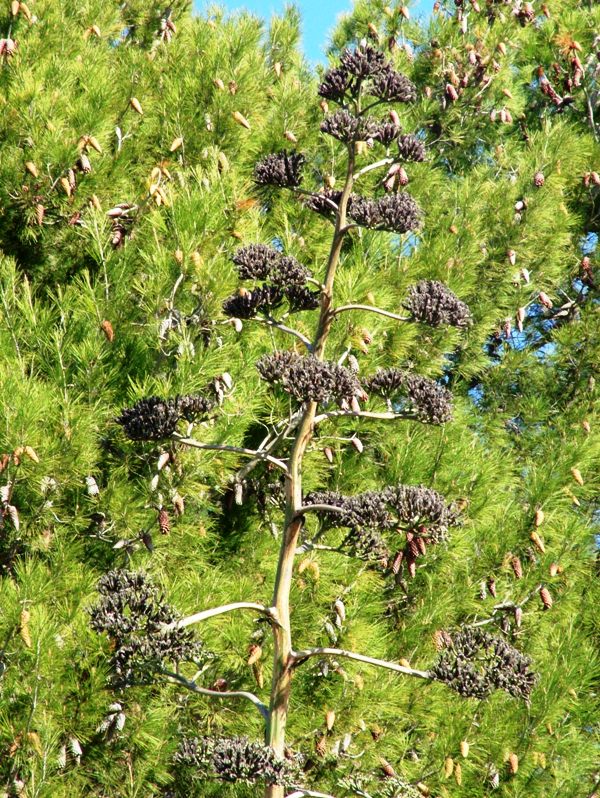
[0,1,598,798]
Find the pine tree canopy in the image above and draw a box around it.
[0,1,598,798]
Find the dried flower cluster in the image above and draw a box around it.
[321,110,379,143]
[174,736,297,786]
[348,193,422,234]
[257,351,364,407]
[320,111,401,146]
[303,484,458,561]
[385,484,459,542]
[404,280,472,328]
[304,489,389,530]
[304,188,343,217]
[305,485,457,536]
[305,191,421,234]
[232,245,312,286]
[431,627,536,700]
[222,286,284,319]
[285,284,321,312]
[396,133,427,162]
[363,369,453,424]
[318,44,416,104]
[370,64,418,103]
[340,43,387,79]
[318,66,351,102]
[90,570,202,687]
[225,245,318,318]
[116,392,215,441]
[231,244,281,281]
[254,150,305,188]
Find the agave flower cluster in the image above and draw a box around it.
[303,189,422,235]
[404,280,472,328]
[257,351,365,408]
[116,392,215,441]
[318,43,416,104]
[254,150,305,188]
[175,736,299,786]
[253,42,424,241]
[363,369,454,424]
[303,485,459,562]
[90,570,203,687]
[223,244,320,319]
[431,627,537,700]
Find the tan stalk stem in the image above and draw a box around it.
[264,145,355,798]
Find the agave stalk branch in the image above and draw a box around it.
[160,669,270,720]
[233,410,304,484]
[332,304,412,321]
[352,156,395,180]
[251,316,314,351]
[294,504,347,519]
[290,647,431,680]
[164,602,280,631]
[332,304,410,322]
[265,141,356,798]
[172,434,289,473]
[313,409,418,425]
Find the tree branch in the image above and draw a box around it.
[352,156,395,181]
[290,647,431,679]
[470,585,542,628]
[164,601,280,631]
[292,187,340,214]
[172,434,289,474]
[295,542,352,556]
[294,504,347,519]
[232,411,303,484]
[332,304,410,322]
[252,316,314,352]
[160,668,270,720]
[313,409,417,425]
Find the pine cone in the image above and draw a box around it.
[158,507,170,535]
[511,556,523,579]
[539,586,553,609]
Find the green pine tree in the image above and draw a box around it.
[0,2,598,798]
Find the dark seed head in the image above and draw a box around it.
[340,44,387,79]
[254,151,305,188]
[431,627,537,700]
[363,369,453,424]
[404,280,471,328]
[174,736,299,786]
[369,64,417,102]
[396,133,426,162]
[318,66,351,101]
[222,286,283,319]
[90,570,203,687]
